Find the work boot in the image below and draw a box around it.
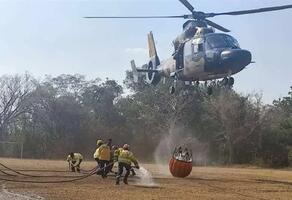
[96,170,101,175]
[131,170,136,176]
[123,178,128,185]
[116,177,120,185]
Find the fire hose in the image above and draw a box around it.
[0,169,17,177]
[0,162,114,183]
[0,162,94,178]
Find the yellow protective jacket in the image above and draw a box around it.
[93,144,110,161]
[117,149,138,166]
[114,148,123,162]
[66,153,83,162]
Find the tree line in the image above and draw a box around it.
[0,72,291,167]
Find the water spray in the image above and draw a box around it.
[134,166,158,188]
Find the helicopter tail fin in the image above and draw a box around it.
[145,32,161,85]
[129,32,161,85]
[148,31,158,58]
[147,31,160,67]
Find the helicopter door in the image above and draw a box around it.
[193,38,204,59]
[183,38,205,77]
[176,43,185,70]
[192,38,205,70]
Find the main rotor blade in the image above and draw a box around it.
[206,4,292,17]
[205,19,230,32]
[84,15,185,19]
[179,0,194,13]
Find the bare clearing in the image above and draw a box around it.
[0,158,292,200]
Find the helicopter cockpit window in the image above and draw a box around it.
[206,34,240,49]
[225,36,240,48]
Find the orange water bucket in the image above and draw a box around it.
[169,158,192,178]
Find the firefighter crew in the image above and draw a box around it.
[94,140,111,178]
[66,152,83,172]
[115,144,139,185]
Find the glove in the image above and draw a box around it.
[135,165,140,169]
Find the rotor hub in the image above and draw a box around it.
[192,11,206,20]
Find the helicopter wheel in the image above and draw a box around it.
[169,86,175,94]
[228,77,235,86]
[222,77,229,86]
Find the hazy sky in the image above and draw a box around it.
[0,0,292,103]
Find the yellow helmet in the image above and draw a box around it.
[123,144,130,150]
[96,140,104,146]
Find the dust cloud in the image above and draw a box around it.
[154,125,208,175]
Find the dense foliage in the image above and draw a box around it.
[0,72,292,167]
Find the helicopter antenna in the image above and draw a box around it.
[84,0,292,33]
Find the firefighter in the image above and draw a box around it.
[94,140,111,178]
[114,146,123,163]
[66,152,83,172]
[115,144,139,185]
[114,146,136,176]
[94,139,103,175]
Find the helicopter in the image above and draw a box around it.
[85,0,292,94]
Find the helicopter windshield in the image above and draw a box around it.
[206,34,240,49]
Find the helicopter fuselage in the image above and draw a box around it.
[158,32,252,82]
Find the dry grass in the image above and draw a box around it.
[1,158,292,200]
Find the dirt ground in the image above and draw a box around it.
[1,158,292,200]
